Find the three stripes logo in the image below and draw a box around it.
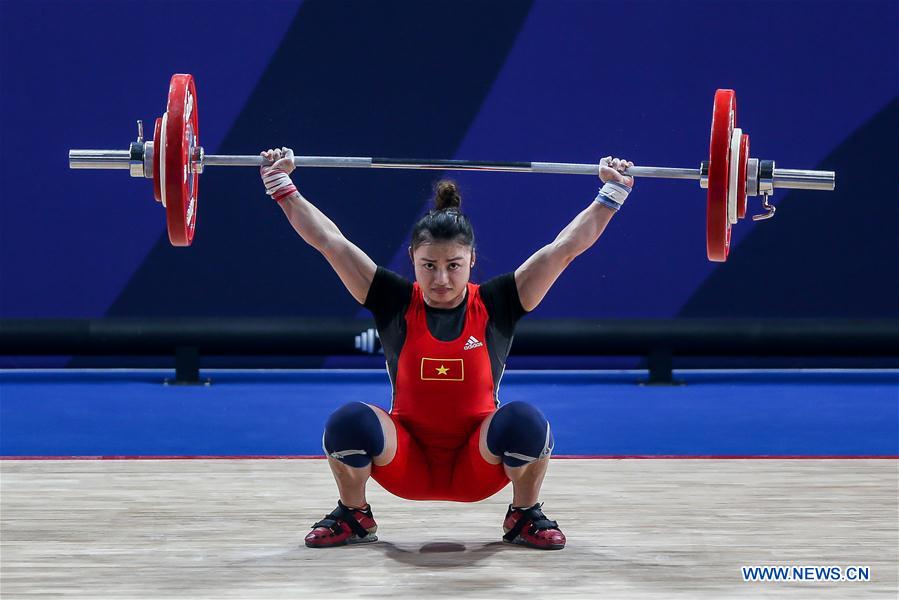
[463,336,483,350]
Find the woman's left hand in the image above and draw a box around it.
[599,156,634,187]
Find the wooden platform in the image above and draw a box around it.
[2,459,896,599]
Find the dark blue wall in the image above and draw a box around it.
[2,0,897,320]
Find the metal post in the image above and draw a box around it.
[646,348,676,385]
[166,346,206,386]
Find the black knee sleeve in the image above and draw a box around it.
[322,402,385,468]
[486,401,554,467]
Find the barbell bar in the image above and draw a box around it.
[67,74,836,261]
[69,150,832,190]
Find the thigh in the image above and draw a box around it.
[369,410,436,500]
[448,413,510,502]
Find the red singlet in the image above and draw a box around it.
[370,282,509,501]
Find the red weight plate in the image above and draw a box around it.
[163,73,199,246]
[706,89,736,261]
[153,117,162,203]
[737,133,749,219]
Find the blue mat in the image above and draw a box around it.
[1,370,897,457]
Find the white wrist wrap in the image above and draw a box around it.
[598,181,632,205]
[594,181,631,211]
[262,168,297,202]
[263,169,292,195]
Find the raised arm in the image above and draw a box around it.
[514,157,634,312]
[260,147,376,304]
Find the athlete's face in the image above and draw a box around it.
[410,240,475,309]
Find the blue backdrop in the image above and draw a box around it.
[1,0,897,321]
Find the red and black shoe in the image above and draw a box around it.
[502,502,566,550]
[304,500,378,548]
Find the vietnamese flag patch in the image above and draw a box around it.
[420,357,464,381]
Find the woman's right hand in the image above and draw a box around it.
[599,156,634,187]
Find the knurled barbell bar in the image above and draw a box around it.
[68,73,836,261]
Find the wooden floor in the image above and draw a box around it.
[1,459,896,599]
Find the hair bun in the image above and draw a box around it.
[434,180,462,211]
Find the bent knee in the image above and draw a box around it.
[486,401,554,467]
[322,402,385,468]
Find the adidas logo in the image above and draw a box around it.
[463,336,483,350]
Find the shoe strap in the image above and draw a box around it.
[312,500,372,539]
[503,503,559,541]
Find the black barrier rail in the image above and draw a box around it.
[2,319,898,384]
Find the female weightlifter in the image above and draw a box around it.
[259,148,634,550]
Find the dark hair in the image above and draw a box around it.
[410,180,475,251]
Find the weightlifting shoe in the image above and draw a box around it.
[304,500,378,548]
[502,502,566,550]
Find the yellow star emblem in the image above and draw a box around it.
[420,357,463,381]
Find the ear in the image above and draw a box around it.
[408,246,414,263]
[470,248,476,269]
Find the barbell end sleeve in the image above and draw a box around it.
[772,168,836,191]
[69,149,132,170]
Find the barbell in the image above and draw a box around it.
[68,73,836,261]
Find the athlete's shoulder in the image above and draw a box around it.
[478,272,527,323]
[365,266,412,299]
[478,272,516,302]
[364,266,414,320]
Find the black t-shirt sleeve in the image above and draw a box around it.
[479,272,528,333]
[363,266,414,325]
